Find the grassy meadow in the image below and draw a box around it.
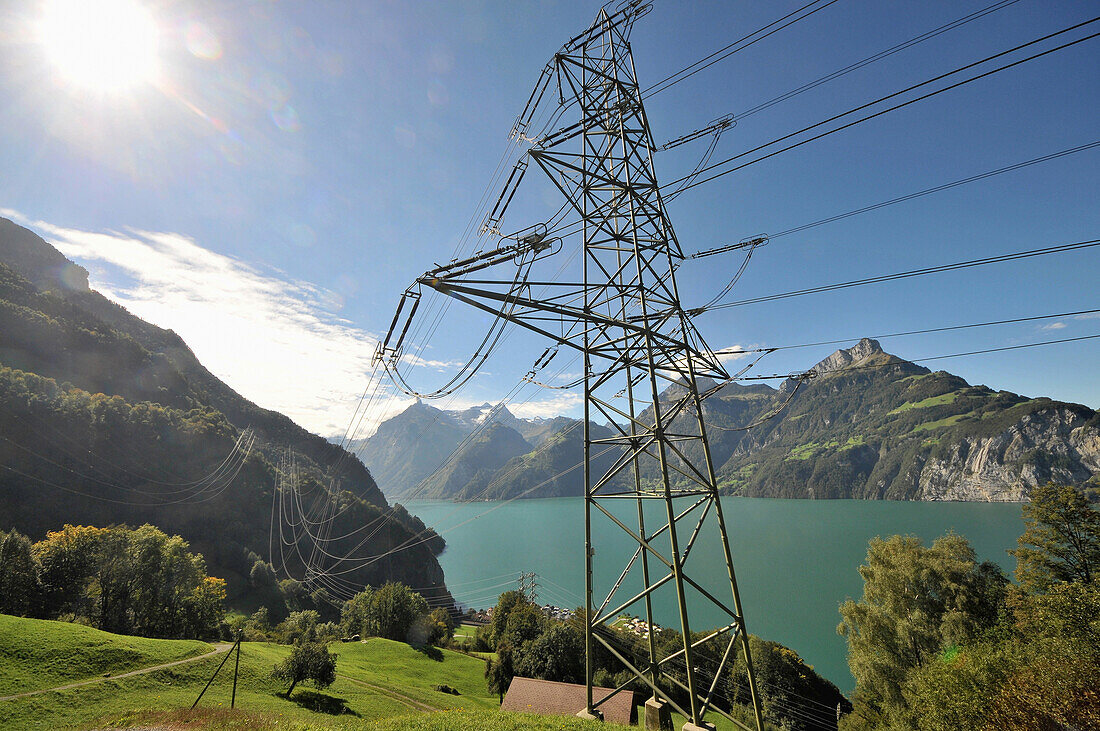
[0,615,635,730]
[0,615,769,730]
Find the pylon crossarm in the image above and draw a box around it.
[558,2,649,55]
[428,280,719,368]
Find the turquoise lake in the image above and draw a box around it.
[407,497,1025,694]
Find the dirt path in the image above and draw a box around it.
[337,674,440,713]
[0,643,233,702]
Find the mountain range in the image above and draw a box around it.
[0,217,449,606]
[358,339,1100,502]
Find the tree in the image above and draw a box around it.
[34,524,103,618]
[897,581,1100,730]
[837,533,1006,718]
[338,583,429,642]
[272,642,337,697]
[277,610,320,645]
[489,589,528,645]
[340,587,374,637]
[485,643,515,703]
[0,529,40,617]
[729,635,850,731]
[374,582,428,641]
[515,623,584,684]
[1011,482,1100,592]
[28,524,224,638]
[426,607,454,646]
[500,602,544,650]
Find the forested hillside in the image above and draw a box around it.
[0,217,448,607]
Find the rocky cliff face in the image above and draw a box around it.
[917,406,1100,501]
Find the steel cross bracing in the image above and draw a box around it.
[376,3,764,729]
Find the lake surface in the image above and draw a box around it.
[406,497,1024,694]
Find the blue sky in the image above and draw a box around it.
[1,0,1097,436]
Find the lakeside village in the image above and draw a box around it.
[467,606,663,638]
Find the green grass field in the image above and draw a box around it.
[452,623,481,640]
[0,615,768,730]
[0,614,212,696]
[0,616,621,730]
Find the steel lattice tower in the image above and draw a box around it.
[378,3,764,729]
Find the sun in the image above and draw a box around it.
[39,0,161,92]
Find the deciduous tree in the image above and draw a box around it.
[837,533,1006,718]
[272,642,337,697]
[1011,482,1100,592]
[515,623,584,684]
[0,529,39,616]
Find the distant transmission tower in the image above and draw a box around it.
[377,3,763,729]
[518,570,540,605]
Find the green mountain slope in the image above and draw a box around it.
[417,422,533,499]
[353,400,471,495]
[0,218,448,603]
[711,339,1100,499]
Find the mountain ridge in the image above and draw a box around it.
[358,338,1099,501]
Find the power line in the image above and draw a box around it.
[642,0,842,98]
[689,140,1100,253]
[730,0,1022,123]
[667,18,1100,194]
[547,137,1100,250]
[713,307,1100,356]
[698,238,1100,311]
[736,332,1100,381]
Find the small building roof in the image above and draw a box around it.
[502,676,637,725]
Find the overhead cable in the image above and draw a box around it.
[642,0,842,98]
[713,307,1100,356]
[736,332,1100,380]
[730,0,1023,123]
[767,140,1099,240]
[666,18,1100,194]
[699,238,1100,311]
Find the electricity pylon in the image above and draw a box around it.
[377,3,763,729]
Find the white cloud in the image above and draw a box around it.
[7,211,409,437]
[510,392,584,419]
[399,352,464,370]
[715,345,753,365]
[1040,321,1068,331]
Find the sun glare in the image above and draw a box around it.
[39,0,160,92]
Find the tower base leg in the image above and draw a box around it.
[577,708,603,722]
[645,697,673,730]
